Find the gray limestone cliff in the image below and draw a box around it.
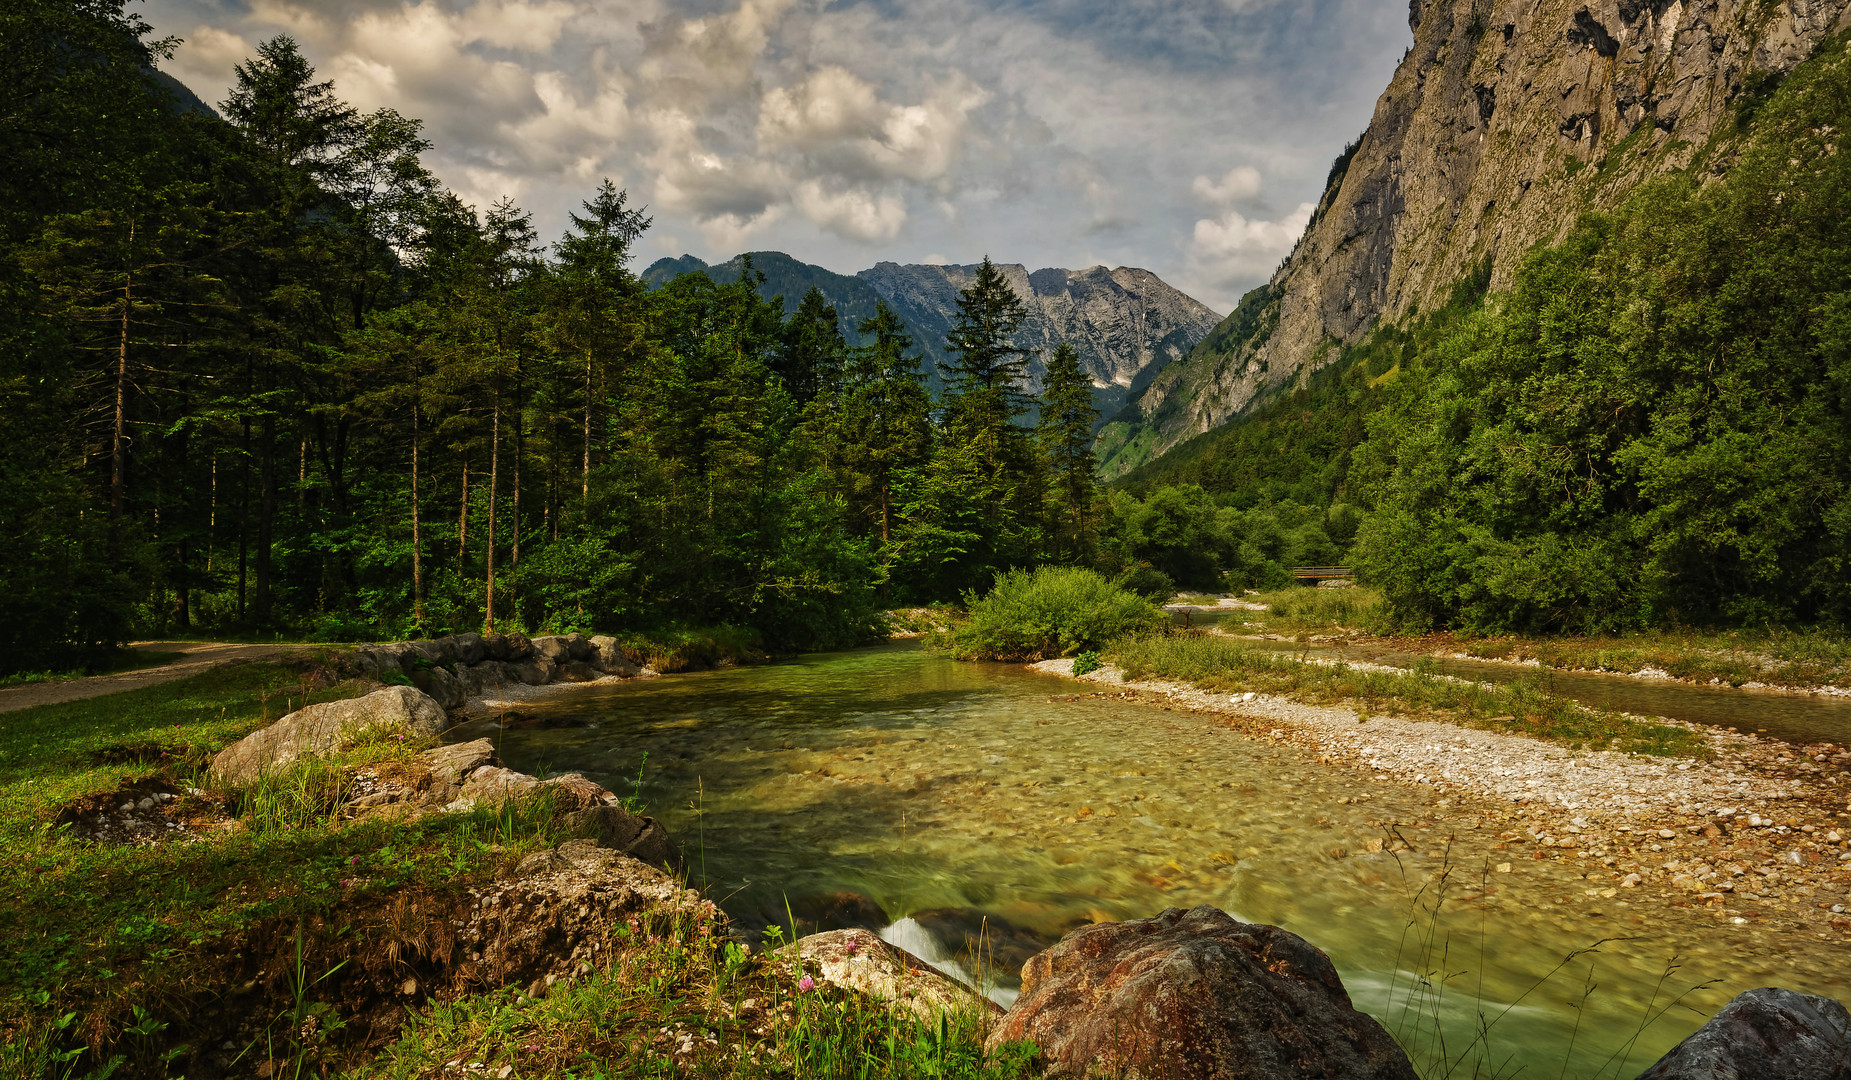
[1099,0,1851,477]
[643,252,1223,425]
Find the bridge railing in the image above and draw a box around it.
[1291,566,1353,581]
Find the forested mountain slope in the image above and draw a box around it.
[1099,0,1851,477]
[1124,26,1851,631]
[644,253,1223,422]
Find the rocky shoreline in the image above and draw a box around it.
[1030,656,1851,944]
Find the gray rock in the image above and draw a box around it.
[566,804,683,871]
[987,905,1417,1080]
[561,632,595,662]
[208,686,447,788]
[786,928,999,1022]
[514,657,555,686]
[556,660,602,683]
[590,636,640,676]
[531,636,571,663]
[452,632,487,665]
[483,633,510,661]
[425,738,496,788]
[408,637,457,664]
[408,665,465,709]
[502,632,534,661]
[1633,987,1851,1080]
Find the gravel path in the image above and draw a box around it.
[0,641,304,714]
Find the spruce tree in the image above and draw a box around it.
[1036,342,1100,562]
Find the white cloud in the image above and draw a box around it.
[1186,201,1315,293]
[145,0,1409,307]
[1191,165,1262,206]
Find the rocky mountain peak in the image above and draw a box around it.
[644,253,1223,424]
[1100,0,1851,477]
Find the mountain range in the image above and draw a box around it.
[642,252,1224,425]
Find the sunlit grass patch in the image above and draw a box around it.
[364,918,1036,1080]
[1242,585,1387,632]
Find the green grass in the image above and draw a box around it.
[1110,632,1708,757]
[0,659,581,1074]
[1244,585,1388,632]
[362,918,1036,1079]
[1229,586,1851,691]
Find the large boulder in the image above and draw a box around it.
[408,664,465,709]
[561,632,596,662]
[532,635,572,663]
[451,632,487,665]
[785,929,1000,1023]
[1633,987,1851,1080]
[209,686,447,788]
[986,906,1418,1080]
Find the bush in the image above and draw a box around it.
[1113,565,1177,600]
[935,566,1167,661]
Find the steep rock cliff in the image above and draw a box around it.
[1100,0,1851,477]
[643,253,1223,424]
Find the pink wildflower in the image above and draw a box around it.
[797,976,815,992]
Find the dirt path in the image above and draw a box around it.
[0,641,304,714]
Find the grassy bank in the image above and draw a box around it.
[1110,631,1708,757]
[0,658,582,1075]
[366,922,1033,1079]
[0,650,1027,1078]
[1225,585,1851,692]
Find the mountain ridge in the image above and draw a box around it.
[642,252,1223,424]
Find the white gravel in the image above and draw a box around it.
[1030,658,1809,820]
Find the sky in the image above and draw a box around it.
[141,0,1410,312]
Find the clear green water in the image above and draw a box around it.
[451,641,1851,1078]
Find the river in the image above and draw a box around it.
[450,640,1851,1078]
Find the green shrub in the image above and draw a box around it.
[1112,565,1177,600]
[935,567,1166,661]
[1072,650,1102,675]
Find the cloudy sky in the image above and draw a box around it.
[143,0,1409,312]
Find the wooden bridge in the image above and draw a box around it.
[1291,566,1353,582]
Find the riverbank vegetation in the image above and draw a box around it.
[1109,632,1708,757]
[930,567,1165,661]
[0,655,1035,1077]
[1121,30,1851,639]
[366,931,1034,1080]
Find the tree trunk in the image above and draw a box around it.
[457,457,469,570]
[111,226,133,524]
[485,386,501,633]
[238,416,250,621]
[255,412,276,624]
[583,350,592,505]
[411,399,424,627]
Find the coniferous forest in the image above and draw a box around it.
[2,2,1137,672]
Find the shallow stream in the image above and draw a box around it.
[451,642,1850,1077]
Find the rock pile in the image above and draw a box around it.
[349,632,643,709]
